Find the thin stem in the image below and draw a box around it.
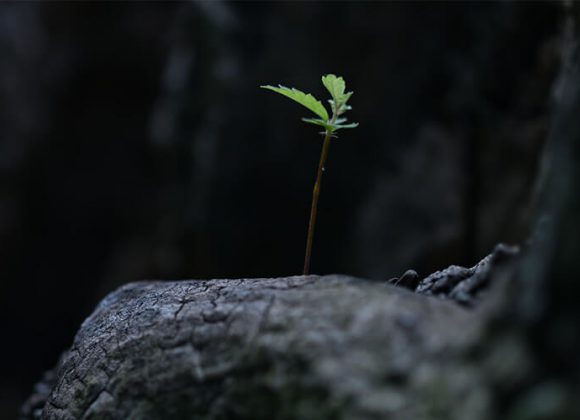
[303,130,332,275]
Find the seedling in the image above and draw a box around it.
[261,74,358,275]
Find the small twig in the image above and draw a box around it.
[303,130,332,275]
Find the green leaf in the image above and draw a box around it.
[341,91,353,104]
[334,122,359,129]
[261,85,329,121]
[322,74,354,116]
[261,75,357,136]
[302,118,333,130]
[302,118,359,133]
[322,74,346,103]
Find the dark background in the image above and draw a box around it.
[0,1,561,417]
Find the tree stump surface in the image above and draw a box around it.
[31,274,499,419]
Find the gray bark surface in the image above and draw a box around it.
[37,275,488,419]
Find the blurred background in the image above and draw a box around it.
[0,1,562,417]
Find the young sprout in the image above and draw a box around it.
[261,74,358,275]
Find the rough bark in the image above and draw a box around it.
[389,243,520,306]
[31,275,489,420]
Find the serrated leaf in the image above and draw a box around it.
[322,74,346,103]
[342,91,353,103]
[261,85,329,121]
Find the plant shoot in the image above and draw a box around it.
[261,74,358,275]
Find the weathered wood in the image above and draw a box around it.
[389,243,520,306]
[30,275,493,420]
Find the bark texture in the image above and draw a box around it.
[34,275,487,420]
